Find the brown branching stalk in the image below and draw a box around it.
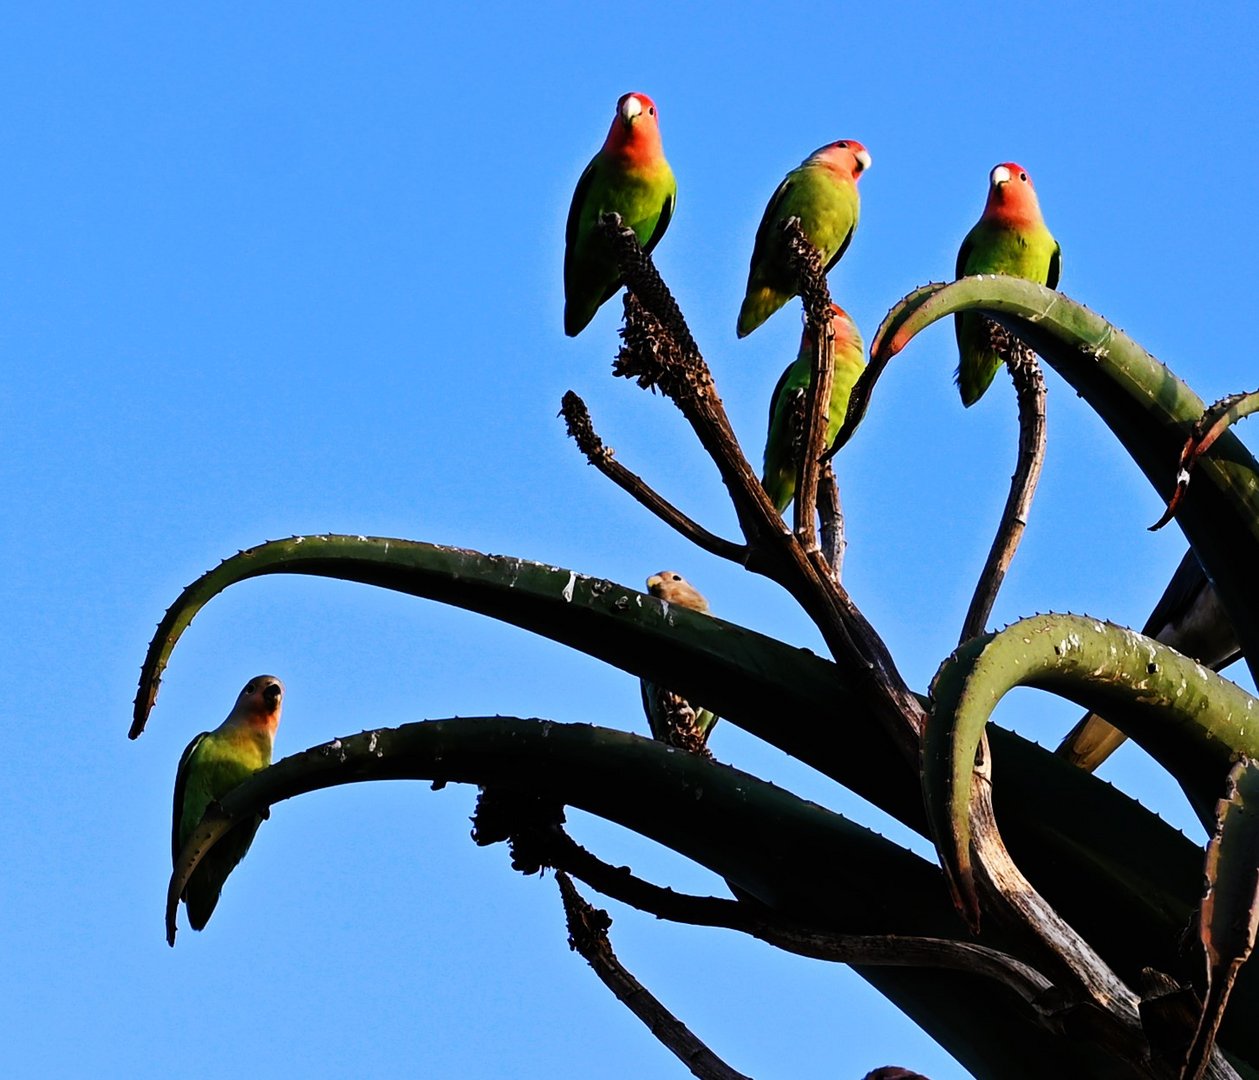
[818,462,845,583]
[494,809,1060,1014]
[593,214,928,758]
[557,872,755,1080]
[559,391,748,565]
[959,329,1047,643]
[783,217,836,554]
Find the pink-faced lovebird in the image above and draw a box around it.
[564,92,676,337]
[172,675,284,932]
[954,162,1060,406]
[737,140,870,338]
[761,303,865,513]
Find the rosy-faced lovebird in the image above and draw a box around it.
[761,303,865,513]
[640,571,718,751]
[954,162,1061,406]
[737,140,870,338]
[172,675,284,932]
[564,92,677,337]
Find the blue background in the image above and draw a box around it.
[3,4,1255,1077]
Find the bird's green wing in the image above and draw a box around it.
[766,358,796,432]
[824,222,855,274]
[1046,242,1061,290]
[747,174,795,275]
[644,188,675,254]
[955,232,974,279]
[171,732,207,861]
[563,158,599,282]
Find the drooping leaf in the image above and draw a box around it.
[170,715,1156,1079]
[134,536,1259,1066]
[1152,390,1259,531]
[1185,758,1259,1080]
[863,278,1259,688]
[926,613,1259,921]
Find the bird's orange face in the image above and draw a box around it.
[605,92,665,164]
[617,92,659,129]
[985,162,1043,222]
[237,675,284,727]
[808,139,872,181]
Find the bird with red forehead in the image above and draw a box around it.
[954,162,1061,406]
[171,675,284,939]
[761,303,865,513]
[737,139,871,338]
[564,92,676,337]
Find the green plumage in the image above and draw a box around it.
[737,144,865,338]
[563,148,675,337]
[954,171,1060,406]
[172,677,281,932]
[762,313,866,512]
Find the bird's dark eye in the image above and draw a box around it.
[671,574,681,580]
[245,682,256,693]
[648,106,655,116]
[836,140,847,148]
[1019,172,1027,181]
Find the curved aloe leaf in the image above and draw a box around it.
[131,534,939,829]
[132,538,1197,949]
[1187,758,1259,1080]
[833,281,944,453]
[170,715,1156,1080]
[926,613,1259,917]
[1153,390,1259,531]
[137,540,1259,1068]
[865,278,1259,687]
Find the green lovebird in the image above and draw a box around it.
[564,92,677,337]
[640,571,718,751]
[761,303,865,513]
[737,140,870,338]
[954,162,1061,406]
[172,675,284,932]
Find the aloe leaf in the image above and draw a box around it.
[1153,390,1259,531]
[137,540,1259,1068]
[131,534,938,829]
[169,716,1154,1080]
[1186,758,1259,1080]
[927,613,1259,916]
[865,278,1259,687]
[132,538,1197,943]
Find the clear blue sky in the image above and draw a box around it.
[4,4,1257,1077]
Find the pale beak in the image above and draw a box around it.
[854,148,872,172]
[620,95,643,124]
[990,164,1012,186]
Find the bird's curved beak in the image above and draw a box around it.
[990,164,1012,187]
[854,148,872,172]
[645,574,663,592]
[619,95,643,126]
[263,682,282,709]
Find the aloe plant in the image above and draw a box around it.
[134,221,1259,1079]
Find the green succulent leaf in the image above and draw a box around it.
[862,278,1259,688]
[926,613,1259,920]
[1186,758,1259,1080]
[169,715,1149,1080]
[135,536,1259,1067]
